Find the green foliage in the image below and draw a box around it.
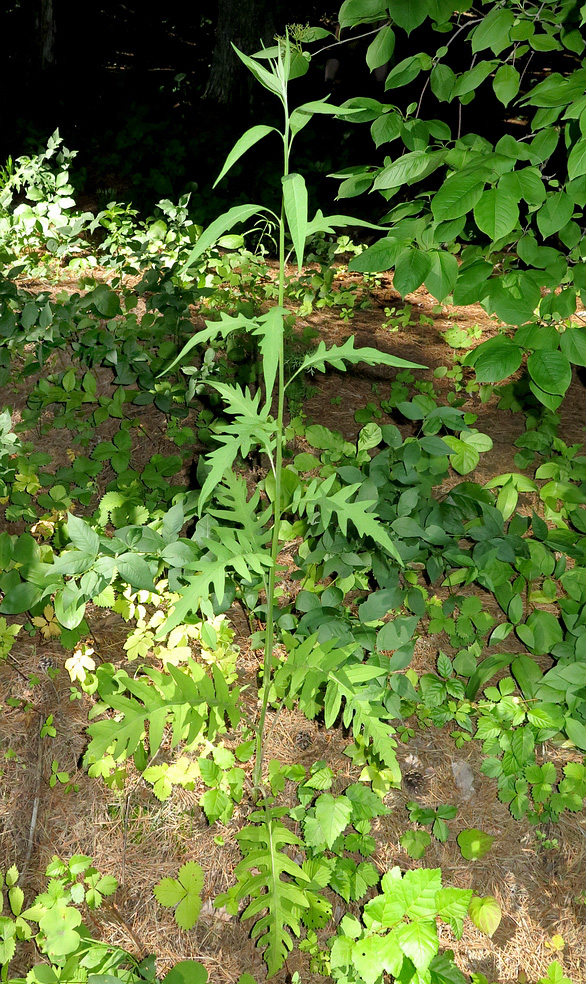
[330,866,473,984]
[0,8,585,984]
[215,805,311,978]
[457,829,495,861]
[85,659,241,763]
[342,0,586,411]
[0,857,205,983]
[153,861,204,930]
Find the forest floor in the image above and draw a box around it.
[1,263,586,984]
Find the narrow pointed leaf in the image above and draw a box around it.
[180,204,271,273]
[282,173,308,271]
[214,125,278,188]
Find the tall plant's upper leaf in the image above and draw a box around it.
[282,173,308,271]
[287,336,424,385]
[179,204,272,274]
[232,45,284,96]
[161,311,255,375]
[251,307,286,406]
[214,125,278,188]
[289,99,362,136]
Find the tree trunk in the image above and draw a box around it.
[205,0,280,105]
[37,0,56,70]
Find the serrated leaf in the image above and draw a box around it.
[351,933,403,984]
[395,919,439,972]
[289,335,424,384]
[400,828,431,859]
[179,203,270,276]
[153,878,185,908]
[314,793,353,849]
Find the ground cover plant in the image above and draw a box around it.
[1,2,586,983]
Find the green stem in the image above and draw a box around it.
[252,69,290,793]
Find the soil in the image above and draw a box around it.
[1,264,586,984]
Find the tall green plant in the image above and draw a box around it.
[159,31,424,790]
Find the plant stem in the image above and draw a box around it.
[252,66,290,793]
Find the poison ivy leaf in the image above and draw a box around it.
[91,284,121,317]
[442,430,493,474]
[330,858,380,903]
[377,615,419,651]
